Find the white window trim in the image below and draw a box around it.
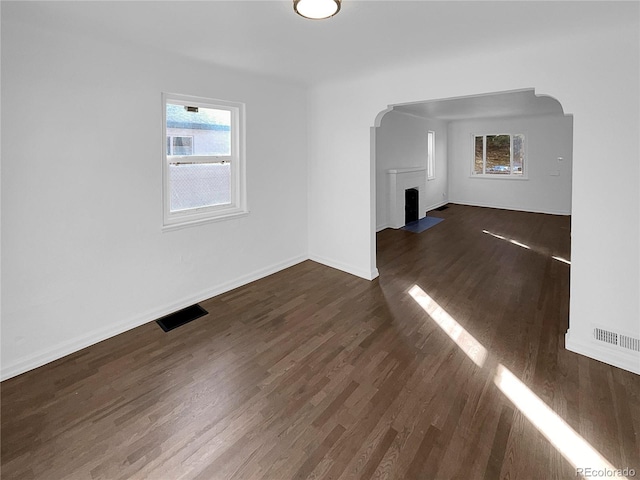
[470,133,528,180]
[162,92,248,231]
[427,130,435,180]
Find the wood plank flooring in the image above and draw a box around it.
[2,204,639,479]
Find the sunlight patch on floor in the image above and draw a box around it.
[482,229,505,239]
[408,285,487,368]
[483,229,530,249]
[494,364,626,479]
[483,229,572,263]
[408,284,624,479]
[509,239,531,249]
[552,255,571,265]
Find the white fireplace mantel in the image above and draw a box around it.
[387,167,426,175]
[387,167,427,229]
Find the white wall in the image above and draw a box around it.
[448,114,573,215]
[1,18,309,379]
[308,15,639,373]
[375,111,448,230]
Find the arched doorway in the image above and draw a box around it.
[371,88,573,267]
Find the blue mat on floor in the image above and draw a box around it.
[403,216,444,233]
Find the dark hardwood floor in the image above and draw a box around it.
[2,204,639,479]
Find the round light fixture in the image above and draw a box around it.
[294,0,341,20]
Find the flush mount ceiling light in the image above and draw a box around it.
[294,0,341,19]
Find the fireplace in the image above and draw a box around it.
[387,167,426,228]
[405,188,419,224]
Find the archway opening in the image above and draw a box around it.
[372,88,573,270]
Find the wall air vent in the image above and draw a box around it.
[594,327,618,345]
[593,326,640,354]
[620,334,640,352]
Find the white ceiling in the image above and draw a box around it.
[393,89,565,121]
[4,1,634,86]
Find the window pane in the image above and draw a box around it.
[474,136,484,174]
[427,131,435,179]
[486,135,510,174]
[166,104,231,156]
[513,134,524,175]
[171,136,193,155]
[169,163,231,212]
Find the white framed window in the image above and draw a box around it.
[427,130,435,180]
[162,93,247,230]
[472,134,526,178]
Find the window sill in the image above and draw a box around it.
[469,175,529,180]
[162,209,250,232]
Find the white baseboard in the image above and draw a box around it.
[1,255,308,381]
[425,200,449,214]
[308,254,379,281]
[565,329,640,375]
[380,201,449,231]
[450,200,570,216]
